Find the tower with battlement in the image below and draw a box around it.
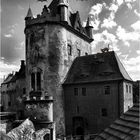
[24,0,93,136]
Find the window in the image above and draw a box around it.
[37,72,41,90]
[77,49,81,56]
[126,84,128,93]
[68,44,72,55]
[129,86,131,93]
[31,73,35,90]
[85,52,88,56]
[23,88,26,95]
[31,69,42,91]
[101,108,107,116]
[82,88,86,96]
[74,88,78,96]
[104,86,110,95]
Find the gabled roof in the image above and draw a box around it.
[63,51,132,84]
[94,103,140,140]
[2,74,14,85]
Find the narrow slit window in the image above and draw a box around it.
[37,72,41,90]
[31,73,35,91]
[77,49,81,56]
[68,44,72,55]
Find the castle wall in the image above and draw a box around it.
[25,24,91,135]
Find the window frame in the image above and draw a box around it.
[104,85,110,95]
[82,87,86,96]
[68,44,72,56]
[74,88,78,96]
[101,108,108,117]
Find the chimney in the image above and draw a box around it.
[21,60,25,68]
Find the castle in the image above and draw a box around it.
[24,0,93,136]
[1,0,133,138]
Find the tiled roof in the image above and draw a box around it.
[94,103,140,140]
[64,51,132,84]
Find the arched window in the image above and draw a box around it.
[30,67,42,91]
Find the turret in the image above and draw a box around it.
[25,7,33,21]
[57,0,69,23]
[85,17,93,39]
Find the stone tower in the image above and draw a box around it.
[24,0,93,136]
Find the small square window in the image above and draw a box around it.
[74,88,78,96]
[101,108,107,116]
[104,86,110,95]
[85,52,88,56]
[82,88,86,96]
[68,44,72,55]
[77,49,81,56]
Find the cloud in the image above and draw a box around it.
[4,34,13,38]
[131,20,140,31]
[134,9,140,17]
[101,15,117,28]
[89,3,106,30]
[92,30,119,52]
[116,25,140,41]
[123,55,140,80]
[0,59,19,83]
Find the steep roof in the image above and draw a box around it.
[64,51,132,84]
[48,0,89,37]
[94,103,140,140]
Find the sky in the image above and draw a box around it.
[0,0,140,84]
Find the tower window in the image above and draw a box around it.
[31,69,42,91]
[68,44,72,55]
[74,88,78,96]
[82,88,86,96]
[31,73,35,91]
[37,72,41,90]
[101,108,107,116]
[77,49,81,56]
[104,86,110,95]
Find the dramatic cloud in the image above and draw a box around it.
[116,25,140,41]
[131,20,140,31]
[123,55,140,80]
[0,58,19,83]
[89,3,106,30]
